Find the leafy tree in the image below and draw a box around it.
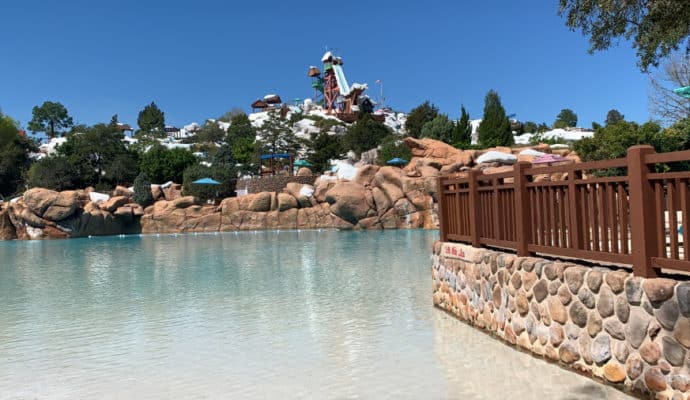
[27,101,73,138]
[56,123,135,188]
[195,120,226,143]
[605,109,625,125]
[256,109,301,156]
[477,90,514,147]
[218,107,245,123]
[573,120,690,173]
[341,113,392,157]
[559,0,690,71]
[226,112,256,143]
[304,130,344,174]
[0,113,37,196]
[537,122,550,133]
[452,106,473,148]
[554,108,578,128]
[377,135,412,165]
[404,101,439,138]
[106,152,141,186]
[592,121,603,130]
[420,114,455,143]
[27,156,82,191]
[136,101,165,137]
[522,121,538,134]
[182,164,237,202]
[649,53,690,125]
[139,144,197,183]
[132,172,154,207]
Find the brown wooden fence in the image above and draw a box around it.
[437,145,690,278]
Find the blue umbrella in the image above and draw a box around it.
[387,157,408,166]
[192,177,221,185]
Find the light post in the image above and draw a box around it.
[375,79,385,110]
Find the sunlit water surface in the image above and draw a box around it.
[0,230,634,399]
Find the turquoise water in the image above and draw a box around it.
[0,230,633,399]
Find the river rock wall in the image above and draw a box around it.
[432,241,690,399]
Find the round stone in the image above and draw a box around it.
[578,287,596,309]
[663,336,687,367]
[670,374,690,392]
[548,280,560,295]
[613,340,630,363]
[550,323,565,347]
[565,322,580,340]
[625,277,643,305]
[597,286,615,318]
[588,312,603,337]
[522,272,538,292]
[655,299,680,330]
[510,272,522,291]
[604,319,626,340]
[587,270,603,293]
[648,320,662,339]
[516,291,529,316]
[658,359,671,375]
[603,361,626,383]
[544,263,564,281]
[548,297,568,324]
[643,278,677,303]
[615,296,630,323]
[592,334,612,365]
[558,284,572,305]
[559,341,580,364]
[677,283,690,318]
[674,318,690,347]
[640,341,662,364]
[644,367,667,392]
[570,301,588,328]
[626,355,644,380]
[606,271,628,293]
[533,279,548,303]
[565,267,586,294]
[626,309,650,348]
[580,334,593,364]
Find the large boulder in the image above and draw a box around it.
[325,181,370,224]
[296,167,312,176]
[354,165,380,186]
[23,188,79,222]
[277,193,298,211]
[100,196,130,213]
[0,207,16,240]
[404,137,475,165]
[285,182,314,208]
[248,192,272,212]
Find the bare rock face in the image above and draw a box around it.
[354,165,380,186]
[23,188,79,222]
[277,193,298,211]
[296,167,312,176]
[113,186,133,198]
[404,137,475,166]
[100,196,130,213]
[0,207,17,240]
[325,181,370,225]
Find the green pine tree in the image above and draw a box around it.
[136,102,165,137]
[477,90,513,148]
[452,106,472,148]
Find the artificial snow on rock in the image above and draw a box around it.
[475,151,517,165]
[299,186,314,198]
[332,161,358,181]
[89,192,110,203]
[518,148,546,157]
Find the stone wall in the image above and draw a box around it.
[239,176,317,194]
[432,241,690,399]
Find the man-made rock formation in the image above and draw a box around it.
[0,137,579,240]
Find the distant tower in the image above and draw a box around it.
[308,66,323,105]
[322,51,339,114]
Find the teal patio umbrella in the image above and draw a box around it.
[192,177,221,185]
[387,157,408,166]
[294,159,313,167]
[674,86,690,98]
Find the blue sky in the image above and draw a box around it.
[1,0,653,130]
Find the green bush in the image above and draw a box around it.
[139,144,197,183]
[182,164,237,202]
[27,156,82,191]
[377,135,412,166]
[132,172,154,207]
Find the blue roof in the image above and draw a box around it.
[260,153,291,160]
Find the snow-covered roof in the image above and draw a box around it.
[321,51,333,62]
[476,151,517,165]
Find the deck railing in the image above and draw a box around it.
[437,145,690,277]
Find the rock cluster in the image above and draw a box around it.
[433,241,690,399]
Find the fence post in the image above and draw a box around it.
[514,162,532,256]
[627,145,658,278]
[468,169,481,248]
[567,166,583,250]
[437,176,447,242]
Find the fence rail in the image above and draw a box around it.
[437,145,690,277]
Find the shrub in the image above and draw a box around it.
[377,135,412,165]
[132,172,154,207]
